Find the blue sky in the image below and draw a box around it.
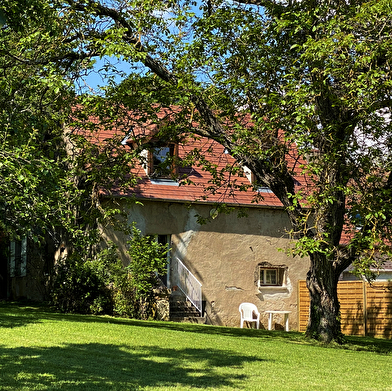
[75,1,204,94]
[76,56,135,94]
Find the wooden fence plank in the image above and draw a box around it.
[298,280,365,335]
[338,281,364,336]
[298,280,309,332]
[365,282,392,338]
[298,280,392,337]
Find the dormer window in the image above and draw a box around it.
[243,166,272,193]
[148,144,178,179]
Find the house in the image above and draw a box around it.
[3,100,392,334]
[4,108,392,332]
[81,109,311,330]
[340,261,392,282]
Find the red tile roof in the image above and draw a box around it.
[73,107,308,209]
[125,138,287,207]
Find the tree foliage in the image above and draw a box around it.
[0,1,71,241]
[0,0,137,256]
[0,1,141,316]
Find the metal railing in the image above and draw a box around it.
[174,256,202,315]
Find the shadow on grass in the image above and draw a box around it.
[0,301,302,341]
[2,302,392,355]
[343,335,392,354]
[0,301,63,328]
[0,342,264,390]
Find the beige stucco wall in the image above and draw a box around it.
[102,199,310,331]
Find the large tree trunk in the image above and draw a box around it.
[305,252,344,343]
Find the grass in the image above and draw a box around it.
[1,302,392,390]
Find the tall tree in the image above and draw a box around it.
[0,1,135,254]
[5,0,392,342]
[0,1,74,242]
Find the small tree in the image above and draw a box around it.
[127,224,169,320]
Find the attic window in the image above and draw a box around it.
[243,166,272,193]
[148,144,178,179]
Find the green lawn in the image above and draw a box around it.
[1,302,392,390]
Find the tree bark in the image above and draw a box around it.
[305,251,344,343]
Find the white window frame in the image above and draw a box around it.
[258,265,287,289]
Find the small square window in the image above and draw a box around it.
[259,266,285,287]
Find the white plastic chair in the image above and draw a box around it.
[239,303,260,329]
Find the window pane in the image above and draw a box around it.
[9,238,27,277]
[265,269,277,285]
[151,147,172,178]
[154,147,171,164]
[9,241,16,277]
[20,237,27,277]
[157,234,169,246]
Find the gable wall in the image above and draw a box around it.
[103,199,309,330]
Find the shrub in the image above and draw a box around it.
[50,228,169,320]
[50,244,126,315]
[126,224,169,320]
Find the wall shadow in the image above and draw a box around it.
[0,342,265,390]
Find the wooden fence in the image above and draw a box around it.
[298,280,392,338]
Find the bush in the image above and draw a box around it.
[50,227,169,320]
[50,244,127,315]
[126,224,169,320]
